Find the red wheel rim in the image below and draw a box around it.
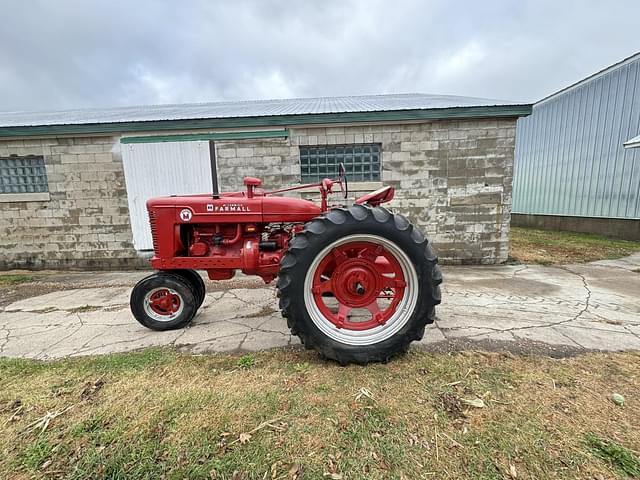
[311,241,406,331]
[148,288,182,316]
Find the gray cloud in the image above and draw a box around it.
[0,0,638,112]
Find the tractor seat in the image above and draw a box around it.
[355,186,395,206]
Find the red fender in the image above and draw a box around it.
[355,186,395,206]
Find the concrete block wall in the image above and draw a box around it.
[215,139,300,190]
[0,136,143,269]
[215,119,517,264]
[0,117,517,269]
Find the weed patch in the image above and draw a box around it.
[237,353,256,369]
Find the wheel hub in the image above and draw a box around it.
[309,240,409,333]
[146,288,182,318]
[333,261,380,308]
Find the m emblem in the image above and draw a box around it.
[179,209,192,222]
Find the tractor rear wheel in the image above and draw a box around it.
[277,204,442,365]
[130,272,197,331]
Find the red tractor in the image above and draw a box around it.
[130,164,442,364]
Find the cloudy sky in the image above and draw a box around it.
[1,0,638,113]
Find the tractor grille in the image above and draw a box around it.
[147,208,159,253]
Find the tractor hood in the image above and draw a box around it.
[146,193,322,224]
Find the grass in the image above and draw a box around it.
[585,433,640,478]
[0,273,33,285]
[510,227,640,265]
[1,348,639,479]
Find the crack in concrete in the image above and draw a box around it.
[254,315,288,330]
[35,312,87,357]
[445,291,584,308]
[447,308,575,317]
[5,304,130,314]
[511,265,528,277]
[624,325,640,340]
[441,318,628,336]
[36,325,84,359]
[7,325,69,340]
[452,267,591,348]
[69,332,159,356]
[225,290,252,305]
[169,327,189,347]
[177,330,250,347]
[559,267,592,322]
[2,322,66,331]
[550,326,585,348]
[443,268,594,343]
[224,316,289,337]
[434,320,449,340]
[236,332,250,350]
[445,327,511,341]
[73,330,108,354]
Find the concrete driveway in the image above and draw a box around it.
[1,254,639,360]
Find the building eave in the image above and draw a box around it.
[0,104,532,138]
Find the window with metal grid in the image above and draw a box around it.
[0,155,49,194]
[299,144,381,183]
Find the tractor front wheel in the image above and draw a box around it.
[277,204,442,365]
[130,272,197,331]
[167,269,206,308]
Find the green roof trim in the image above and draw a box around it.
[0,105,532,138]
[120,129,289,144]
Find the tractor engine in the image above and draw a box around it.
[180,222,291,282]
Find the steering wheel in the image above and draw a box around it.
[337,162,348,199]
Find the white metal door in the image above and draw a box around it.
[121,141,212,250]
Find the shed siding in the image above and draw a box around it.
[513,55,640,219]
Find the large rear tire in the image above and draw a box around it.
[277,204,442,365]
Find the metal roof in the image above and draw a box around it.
[0,93,525,128]
[625,134,640,149]
[537,51,640,106]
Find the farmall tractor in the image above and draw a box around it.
[130,163,442,365]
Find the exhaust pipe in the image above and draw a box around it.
[209,140,220,199]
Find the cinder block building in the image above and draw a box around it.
[0,94,531,269]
